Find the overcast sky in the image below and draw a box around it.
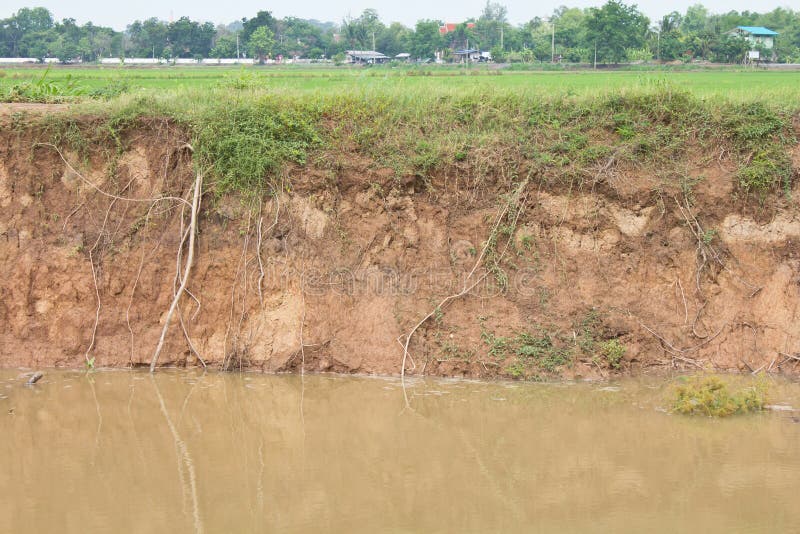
[1,0,795,30]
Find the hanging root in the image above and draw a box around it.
[150,167,203,372]
[398,179,529,380]
[84,175,137,367]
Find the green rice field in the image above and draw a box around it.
[2,65,800,102]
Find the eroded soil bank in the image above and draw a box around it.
[1,108,800,379]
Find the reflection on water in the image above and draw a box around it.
[1,370,799,533]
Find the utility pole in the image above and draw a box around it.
[656,30,660,62]
[372,32,375,51]
[594,42,597,69]
[500,26,504,49]
[551,21,555,63]
[236,34,240,59]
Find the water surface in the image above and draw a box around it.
[1,370,799,533]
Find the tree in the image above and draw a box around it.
[167,17,215,58]
[127,18,168,57]
[378,22,411,56]
[248,25,275,62]
[242,11,277,43]
[341,9,384,50]
[710,34,750,63]
[1,7,55,56]
[474,1,508,50]
[273,17,325,58]
[210,35,238,58]
[409,19,443,59]
[585,0,650,63]
[682,4,710,34]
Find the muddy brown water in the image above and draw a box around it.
[1,370,799,533]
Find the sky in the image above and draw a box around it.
[0,0,795,30]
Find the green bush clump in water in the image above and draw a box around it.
[672,376,767,417]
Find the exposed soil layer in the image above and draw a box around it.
[2,110,800,379]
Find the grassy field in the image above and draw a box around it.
[2,65,800,102]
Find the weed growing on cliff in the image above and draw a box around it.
[192,98,322,196]
[481,307,627,378]
[672,376,767,417]
[598,339,626,370]
[480,320,574,378]
[514,331,572,372]
[723,101,796,197]
[737,149,793,198]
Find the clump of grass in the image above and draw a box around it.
[192,97,322,195]
[598,339,626,369]
[737,149,793,196]
[514,331,572,372]
[672,376,767,417]
[3,68,85,103]
[88,79,130,100]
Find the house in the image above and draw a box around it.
[439,22,475,35]
[729,26,778,50]
[345,50,389,64]
[453,49,492,62]
[395,53,411,61]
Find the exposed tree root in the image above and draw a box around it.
[150,167,203,372]
[398,179,529,380]
[84,175,137,366]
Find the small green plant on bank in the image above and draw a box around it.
[598,339,626,369]
[514,331,572,372]
[481,308,627,379]
[434,335,476,363]
[672,376,767,417]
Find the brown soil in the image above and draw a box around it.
[2,116,800,379]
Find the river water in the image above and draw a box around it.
[1,370,799,533]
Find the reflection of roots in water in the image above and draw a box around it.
[400,384,524,522]
[86,373,103,465]
[152,375,204,534]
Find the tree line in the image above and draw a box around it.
[1,2,799,63]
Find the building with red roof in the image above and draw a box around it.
[439,22,475,35]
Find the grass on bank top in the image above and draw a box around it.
[28,81,794,204]
[2,65,800,103]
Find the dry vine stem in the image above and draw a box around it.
[398,179,529,380]
[150,166,203,372]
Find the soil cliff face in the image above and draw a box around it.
[2,113,800,378]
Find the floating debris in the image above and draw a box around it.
[765,404,796,412]
[25,372,44,386]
